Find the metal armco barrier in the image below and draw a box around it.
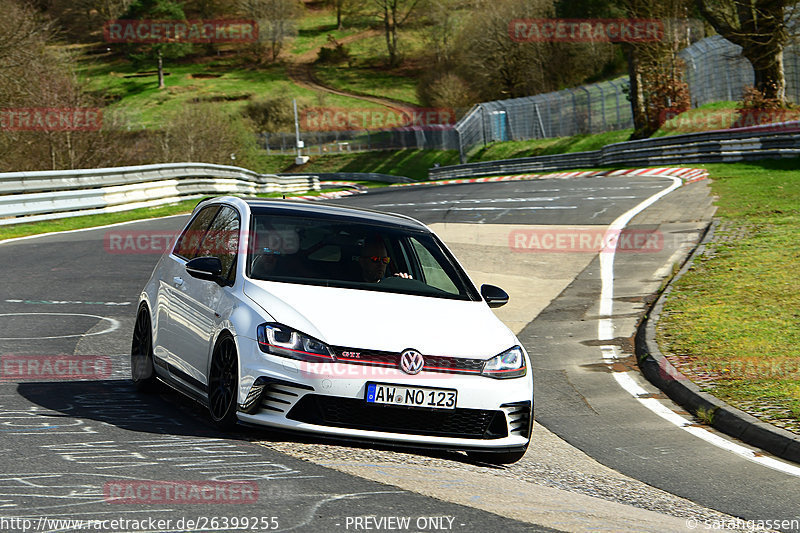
[0,163,319,226]
[430,123,800,180]
[278,172,414,184]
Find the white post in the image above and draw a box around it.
[294,98,309,165]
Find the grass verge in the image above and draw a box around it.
[0,187,378,242]
[656,159,800,431]
[247,149,459,179]
[469,130,633,161]
[0,200,200,241]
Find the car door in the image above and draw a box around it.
[169,205,240,391]
[154,204,220,372]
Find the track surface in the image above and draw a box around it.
[0,176,798,531]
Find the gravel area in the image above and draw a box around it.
[253,424,773,531]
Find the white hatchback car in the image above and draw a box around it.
[132,196,533,463]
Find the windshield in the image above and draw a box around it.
[247,213,479,301]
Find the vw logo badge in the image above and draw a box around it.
[400,349,424,375]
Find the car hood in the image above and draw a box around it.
[243,279,518,358]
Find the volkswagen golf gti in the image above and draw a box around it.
[132,196,533,463]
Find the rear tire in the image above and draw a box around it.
[466,447,528,465]
[208,335,239,430]
[131,305,158,392]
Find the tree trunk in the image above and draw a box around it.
[383,3,395,66]
[742,45,786,102]
[157,49,165,90]
[695,0,787,105]
[624,44,650,139]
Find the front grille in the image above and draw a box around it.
[287,394,508,439]
[331,347,485,375]
[425,355,484,373]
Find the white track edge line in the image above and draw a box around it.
[598,173,800,478]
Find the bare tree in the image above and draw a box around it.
[369,0,423,66]
[696,0,795,103]
[328,0,346,29]
[615,0,695,138]
[0,1,150,170]
[238,0,303,62]
[455,0,554,100]
[421,0,461,67]
[36,0,134,41]
[158,104,256,164]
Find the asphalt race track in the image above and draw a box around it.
[1,175,799,532]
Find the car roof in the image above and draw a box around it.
[228,197,430,232]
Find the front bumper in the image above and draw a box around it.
[236,337,533,450]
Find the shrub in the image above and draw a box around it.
[316,35,351,64]
[242,94,295,133]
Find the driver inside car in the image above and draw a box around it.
[357,236,412,283]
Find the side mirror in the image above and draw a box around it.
[481,284,509,308]
[186,256,224,284]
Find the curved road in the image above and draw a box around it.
[1,175,798,532]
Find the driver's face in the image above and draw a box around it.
[359,242,388,282]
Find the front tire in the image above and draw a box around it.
[208,334,239,430]
[131,305,158,392]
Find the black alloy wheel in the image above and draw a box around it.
[208,335,239,429]
[131,305,158,391]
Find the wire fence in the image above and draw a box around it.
[680,34,800,106]
[261,127,458,155]
[455,77,633,161]
[452,35,800,161]
[267,35,800,162]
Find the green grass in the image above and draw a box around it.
[0,147,460,240]
[469,129,633,161]
[310,24,431,106]
[78,55,386,128]
[247,148,459,180]
[314,64,422,106]
[291,10,365,56]
[657,159,800,426]
[0,184,391,242]
[653,101,740,137]
[0,200,201,241]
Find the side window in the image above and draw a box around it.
[196,206,240,281]
[409,238,459,295]
[173,206,220,260]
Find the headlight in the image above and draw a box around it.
[257,323,335,362]
[482,346,526,379]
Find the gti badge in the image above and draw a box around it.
[400,349,424,375]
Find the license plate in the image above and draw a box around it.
[365,383,457,410]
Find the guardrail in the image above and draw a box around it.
[430,122,800,180]
[0,163,319,226]
[278,172,414,184]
